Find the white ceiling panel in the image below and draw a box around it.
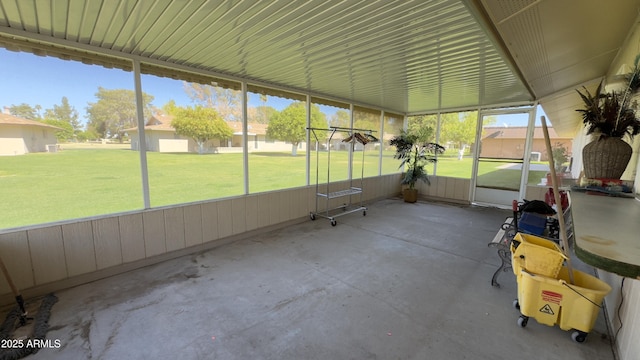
[0,0,639,124]
[0,0,533,114]
[479,0,640,135]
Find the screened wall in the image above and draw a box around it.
[0,49,407,230]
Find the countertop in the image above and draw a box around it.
[571,191,640,279]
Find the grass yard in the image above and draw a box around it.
[0,148,547,229]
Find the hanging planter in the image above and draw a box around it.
[576,55,640,180]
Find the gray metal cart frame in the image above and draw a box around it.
[307,126,376,226]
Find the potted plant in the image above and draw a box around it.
[390,130,445,203]
[576,55,640,179]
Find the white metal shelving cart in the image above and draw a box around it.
[307,126,377,226]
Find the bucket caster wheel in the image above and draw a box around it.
[517,315,528,327]
[330,219,337,226]
[512,299,520,310]
[310,213,316,221]
[571,330,587,343]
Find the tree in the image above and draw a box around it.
[183,82,242,121]
[407,112,491,154]
[354,110,381,132]
[439,112,484,150]
[171,106,233,154]
[330,109,350,128]
[42,119,74,142]
[162,100,179,116]
[407,115,437,142]
[258,93,269,124]
[76,129,100,142]
[248,106,277,124]
[266,102,328,156]
[255,106,277,124]
[86,87,153,141]
[44,97,81,131]
[9,103,41,120]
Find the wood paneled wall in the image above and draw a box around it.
[0,175,558,304]
[0,174,402,302]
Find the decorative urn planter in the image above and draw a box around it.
[582,137,632,179]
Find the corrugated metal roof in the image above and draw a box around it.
[478,0,640,136]
[0,0,532,115]
[0,0,638,133]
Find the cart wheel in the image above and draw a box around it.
[512,299,520,310]
[571,331,587,343]
[330,220,337,226]
[363,210,367,216]
[517,315,528,327]
[310,213,316,221]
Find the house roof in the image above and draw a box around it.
[126,114,268,135]
[482,126,570,140]
[0,113,62,130]
[226,122,268,136]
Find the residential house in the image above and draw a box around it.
[126,113,297,153]
[481,126,573,162]
[0,111,61,156]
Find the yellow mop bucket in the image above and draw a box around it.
[515,266,612,342]
[511,232,566,278]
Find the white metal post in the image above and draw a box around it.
[242,81,249,194]
[133,60,150,209]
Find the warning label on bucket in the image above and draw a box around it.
[542,290,562,304]
[540,304,555,315]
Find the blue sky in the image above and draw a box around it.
[1,47,537,127]
[0,48,293,124]
[1,48,186,115]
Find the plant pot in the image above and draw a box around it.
[582,137,632,179]
[403,188,418,203]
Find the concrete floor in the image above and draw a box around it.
[15,198,615,359]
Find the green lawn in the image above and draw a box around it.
[0,148,547,229]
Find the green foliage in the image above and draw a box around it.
[551,142,569,171]
[86,87,154,141]
[440,112,480,148]
[44,96,81,131]
[253,105,278,124]
[353,110,381,131]
[183,82,242,121]
[0,147,549,229]
[576,57,640,140]
[266,102,328,155]
[42,119,74,141]
[390,130,445,189]
[330,109,350,128]
[407,115,437,142]
[75,129,101,142]
[408,112,484,150]
[171,106,233,154]
[161,100,179,116]
[9,103,41,120]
